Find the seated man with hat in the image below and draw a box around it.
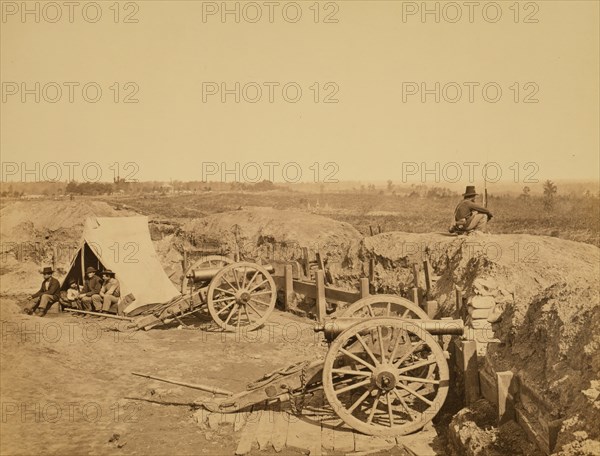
[450,186,493,234]
[80,266,102,312]
[92,270,120,314]
[25,267,61,316]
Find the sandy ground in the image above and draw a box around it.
[0,297,326,456]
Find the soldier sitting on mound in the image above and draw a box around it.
[449,186,493,235]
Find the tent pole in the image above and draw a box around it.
[81,243,85,281]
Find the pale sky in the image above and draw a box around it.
[1,1,598,184]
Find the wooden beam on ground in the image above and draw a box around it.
[316,270,327,324]
[284,264,293,312]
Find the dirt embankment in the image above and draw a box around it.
[357,231,600,454]
[182,207,362,277]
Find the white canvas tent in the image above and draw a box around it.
[62,216,180,315]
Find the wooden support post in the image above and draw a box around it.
[368,258,375,285]
[182,249,188,275]
[497,371,515,424]
[369,226,374,236]
[301,247,310,279]
[378,224,382,234]
[284,264,293,312]
[462,340,480,405]
[412,263,419,288]
[359,277,370,299]
[412,287,420,306]
[316,252,329,285]
[455,287,463,313]
[423,260,432,299]
[425,300,438,318]
[315,270,327,324]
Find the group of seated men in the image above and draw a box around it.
[25,266,120,317]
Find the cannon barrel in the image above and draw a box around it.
[188,263,275,283]
[315,317,464,341]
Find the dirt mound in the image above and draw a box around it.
[0,200,138,294]
[183,207,362,276]
[358,231,600,454]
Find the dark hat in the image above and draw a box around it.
[41,266,54,274]
[68,278,78,285]
[463,186,479,198]
[85,266,97,273]
[101,270,116,277]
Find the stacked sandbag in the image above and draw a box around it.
[465,278,507,354]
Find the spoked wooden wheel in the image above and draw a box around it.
[322,317,449,436]
[181,255,233,294]
[207,262,276,332]
[341,295,428,320]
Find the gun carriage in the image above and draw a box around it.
[134,295,463,437]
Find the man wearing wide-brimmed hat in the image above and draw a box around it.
[80,266,102,311]
[25,267,61,316]
[450,186,493,234]
[92,270,120,314]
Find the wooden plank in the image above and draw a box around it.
[412,287,419,306]
[321,421,336,452]
[255,406,274,450]
[284,264,293,312]
[235,407,260,455]
[412,263,419,288]
[316,270,327,324]
[271,406,289,452]
[332,425,355,453]
[461,340,480,405]
[479,369,498,406]
[354,433,395,453]
[423,259,432,298]
[302,247,310,279]
[291,280,361,305]
[368,258,375,284]
[359,277,370,299]
[286,415,322,455]
[455,287,463,313]
[425,300,438,318]
[497,371,515,424]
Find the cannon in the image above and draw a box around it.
[133,295,464,436]
[132,257,277,331]
[67,257,278,332]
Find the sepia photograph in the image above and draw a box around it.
[1,1,598,455]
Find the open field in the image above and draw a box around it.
[105,191,600,247]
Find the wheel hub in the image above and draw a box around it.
[237,291,251,304]
[372,365,397,391]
